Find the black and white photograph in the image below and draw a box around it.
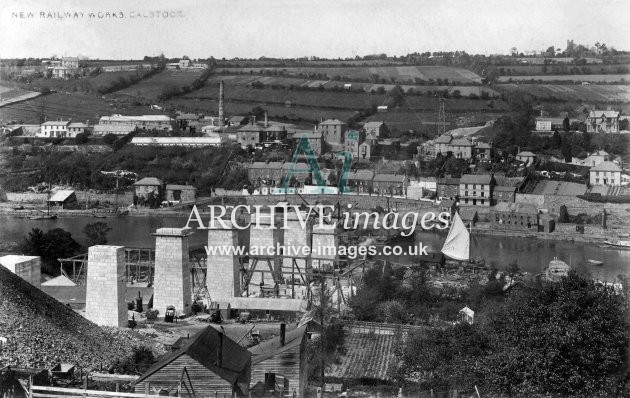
[1,0,629,397]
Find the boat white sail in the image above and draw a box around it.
[441,212,470,261]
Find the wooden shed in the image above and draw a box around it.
[248,324,308,398]
[133,326,251,397]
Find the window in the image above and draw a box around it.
[596,178,599,183]
[481,199,485,205]
[465,191,468,197]
[481,191,484,197]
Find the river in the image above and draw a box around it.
[1,215,628,281]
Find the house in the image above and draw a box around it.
[67,122,89,138]
[589,161,622,186]
[493,185,516,203]
[99,114,173,131]
[61,57,79,68]
[516,151,537,165]
[290,130,323,156]
[249,324,308,398]
[474,142,492,160]
[237,123,264,149]
[434,135,452,155]
[175,113,200,129]
[50,67,74,79]
[535,117,564,132]
[573,150,610,167]
[263,125,288,143]
[165,185,197,203]
[133,326,251,397]
[358,141,372,160]
[587,110,620,133]
[343,130,365,159]
[490,202,539,231]
[459,174,495,206]
[39,120,70,138]
[228,116,249,127]
[437,176,460,200]
[247,162,285,186]
[458,306,474,325]
[178,59,191,68]
[449,138,475,159]
[317,119,346,145]
[363,121,389,141]
[48,190,77,209]
[372,174,407,196]
[92,124,136,136]
[346,170,374,194]
[132,177,163,201]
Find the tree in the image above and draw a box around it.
[561,135,573,162]
[83,222,112,246]
[19,228,81,275]
[552,130,562,149]
[250,106,265,121]
[563,116,570,132]
[103,133,117,145]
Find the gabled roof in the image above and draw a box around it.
[133,177,163,186]
[48,190,75,202]
[373,173,406,183]
[494,185,516,192]
[437,176,460,185]
[460,174,493,185]
[93,125,136,133]
[134,326,250,386]
[517,151,536,157]
[165,184,197,191]
[248,326,307,365]
[239,124,263,132]
[42,120,70,126]
[493,202,538,214]
[68,123,88,128]
[363,121,385,129]
[588,110,620,118]
[347,170,374,180]
[449,138,474,147]
[264,125,286,132]
[434,135,452,144]
[475,142,492,149]
[319,119,345,126]
[591,161,622,172]
[228,116,247,123]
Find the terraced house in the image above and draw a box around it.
[459,174,495,206]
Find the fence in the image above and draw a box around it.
[29,385,160,398]
[342,320,428,335]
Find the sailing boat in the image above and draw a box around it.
[440,211,484,267]
[29,190,58,220]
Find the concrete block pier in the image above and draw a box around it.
[207,221,241,301]
[153,228,193,317]
[85,245,126,327]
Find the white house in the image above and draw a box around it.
[589,161,622,186]
[587,110,620,134]
[39,120,70,138]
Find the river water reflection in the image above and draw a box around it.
[2,215,628,281]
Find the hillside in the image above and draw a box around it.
[0,265,163,369]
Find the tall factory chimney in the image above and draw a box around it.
[218,80,225,127]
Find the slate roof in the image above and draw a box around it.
[588,110,620,118]
[460,174,493,185]
[134,326,251,386]
[165,184,197,191]
[492,202,538,214]
[248,325,307,365]
[450,138,474,147]
[48,190,75,202]
[434,135,452,144]
[591,161,622,172]
[319,119,346,125]
[133,177,163,186]
[373,173,406,183]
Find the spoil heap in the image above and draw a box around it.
[0,266,163,369]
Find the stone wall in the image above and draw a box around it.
[6,191,133,205]
[85,245,126,327]
[153,228,192,316]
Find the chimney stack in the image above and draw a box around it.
[265,111,268,127]
[217,331,223,368]
[280,323,286,346]
[218,80,225,127]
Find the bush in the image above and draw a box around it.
[75,132,89,145]
[103,134,117,145]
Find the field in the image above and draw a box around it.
[208,75,499,96]
[497,63,629,76]
[216,66,483,84]
[495,83,630,102]
[497,74,630,83]
[115,69,205,99]
[0,92,163,124]
[167,97,358,123]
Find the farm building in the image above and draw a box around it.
[165,184,197,203]
[133,326,251,397]
[248,325,308,398]
[48,190,77,209]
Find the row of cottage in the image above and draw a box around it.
[534,110,625,134]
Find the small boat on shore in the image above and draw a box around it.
[587,259,604,266]
[29,214,57,220]
[602,240,630,249]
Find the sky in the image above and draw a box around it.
[1,0,629,60]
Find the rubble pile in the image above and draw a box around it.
[0,266,164,369]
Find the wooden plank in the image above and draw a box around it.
[32,386,161,398]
